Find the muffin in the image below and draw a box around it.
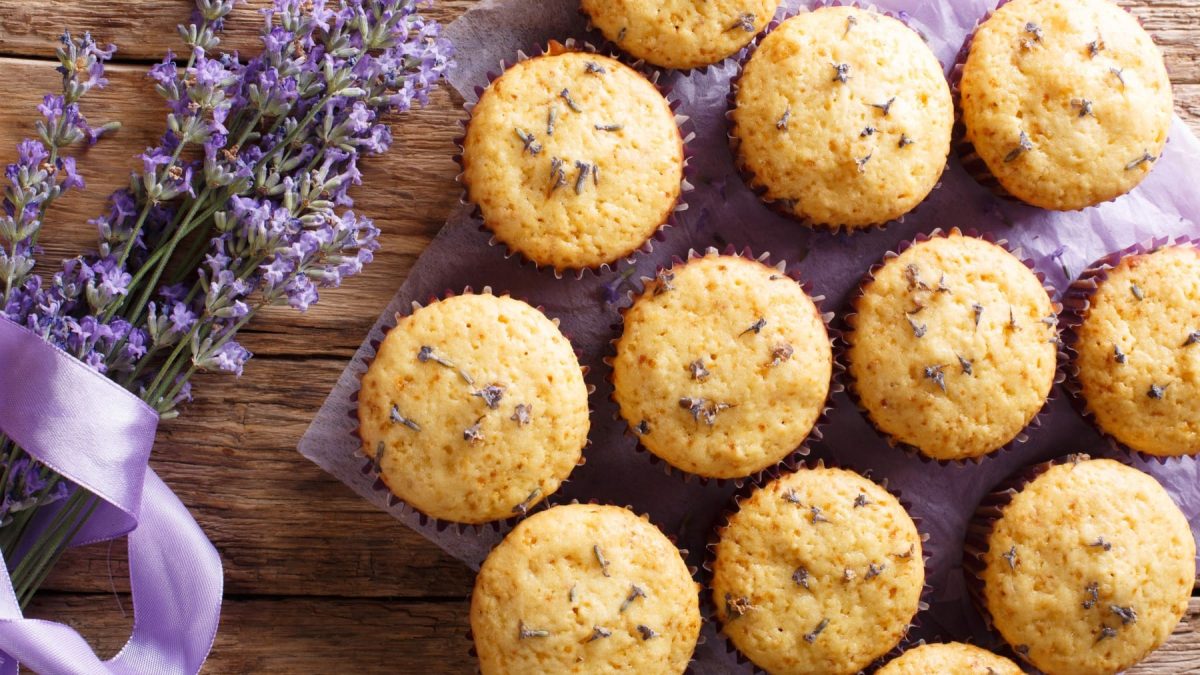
[1070,244,1200,457]
[846,231,1058,461]
[711,464,925,675]
[462,45,684,272]
[958,0,1172,210]
[580,0,780,70]
[611,252,833,479]
[731,6,953,229]
[876,642,1022,675]
[471,504,701,674]
[968,457,1195,675]
[357,292,589,524]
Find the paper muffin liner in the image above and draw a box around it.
[454,38,697,280]
[949,0,1168,209]
[576,1,785,77]
[701,458,934,675]
[347,285,596,533]
[725,3,953,233]
[463,500,707,674]
[840,227,1066,466]
[961,452,1101,669]
[600,245,844,488]
[1059,235,1200,463]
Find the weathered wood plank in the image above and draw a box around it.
[0,0,477,61]
[20,594,1200,673]
[25,594,474,672]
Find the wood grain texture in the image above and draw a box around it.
[0,0,1198,671]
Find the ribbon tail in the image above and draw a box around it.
[107,469,223,674]
[0,470,221,675]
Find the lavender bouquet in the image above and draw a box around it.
[0,0,452,609]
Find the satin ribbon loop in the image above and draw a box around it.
[0,317,222,674]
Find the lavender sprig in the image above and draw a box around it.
[0,0,452,610]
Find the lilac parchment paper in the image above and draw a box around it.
[299,0,1200,669]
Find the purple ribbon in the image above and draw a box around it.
[0,317,222,673]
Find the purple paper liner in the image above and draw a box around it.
[301,1,1200,671]
[840,227,1065,465]
[464,500,706,674]
[1059,236,1200,462]
[960,452,1192,671]
[725,4,954,232]
[602,245,844,486]
[455,38,698,280]
[949,0,1168,210]
[349,285,595,532]
[576,1,784,76]
[700,458,933,675]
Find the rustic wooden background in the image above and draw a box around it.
[0,0,1197,672]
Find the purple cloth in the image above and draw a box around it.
[300,1,1200,670]
[0,316,222,673]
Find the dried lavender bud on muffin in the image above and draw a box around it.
[1072,245,1200,456]
[876,642,1022,674]
[357,293,589,524]
[462,46,683,271]
[847,232,1058,461]
[958,0,1172,210]
[580,0,780,70]
[731,6,953,229]
[471,504,701,674]
[973,458,1195,675]
[712,465,925,675]
[612,253,832,479]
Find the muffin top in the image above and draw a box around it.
[611,253,833,478]
[876,642,1022,675]
[357,293,589,523]
[847,233,1058,461]
[959,0,1172,210]
[580,0,780,70]
[471,504,701,674]
[980,458,1195,675]
[712,466,925,675]
[1073,245,1200,456]
[462,47,683,271]
[732,6,953,229]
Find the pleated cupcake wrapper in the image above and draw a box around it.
[576,1,785,77]
[346,285,595,534]
[699,457,934,675]
[463,500,707,674]
[453,38,697,280]
[599,245,844,488]
[725,3,952,233]
[1058,235,1200,463]
[949,0,1165,209]
[840,227,1066,466]
[961,452,1100,669]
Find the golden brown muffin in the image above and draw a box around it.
[711,465,925,674]
[580,0,780,70]
[976,458,1195,674]
[357,292,589,523]
[847,232,1058,461]
[959,0,1172,210]
[462,47,683,271]
[1072,245,1200,456]
[612,252,833,478]
[471,504,701,674]
[876,642,1023,674]
[732,6,953,228]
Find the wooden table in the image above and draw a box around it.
[0,1,1197,671]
